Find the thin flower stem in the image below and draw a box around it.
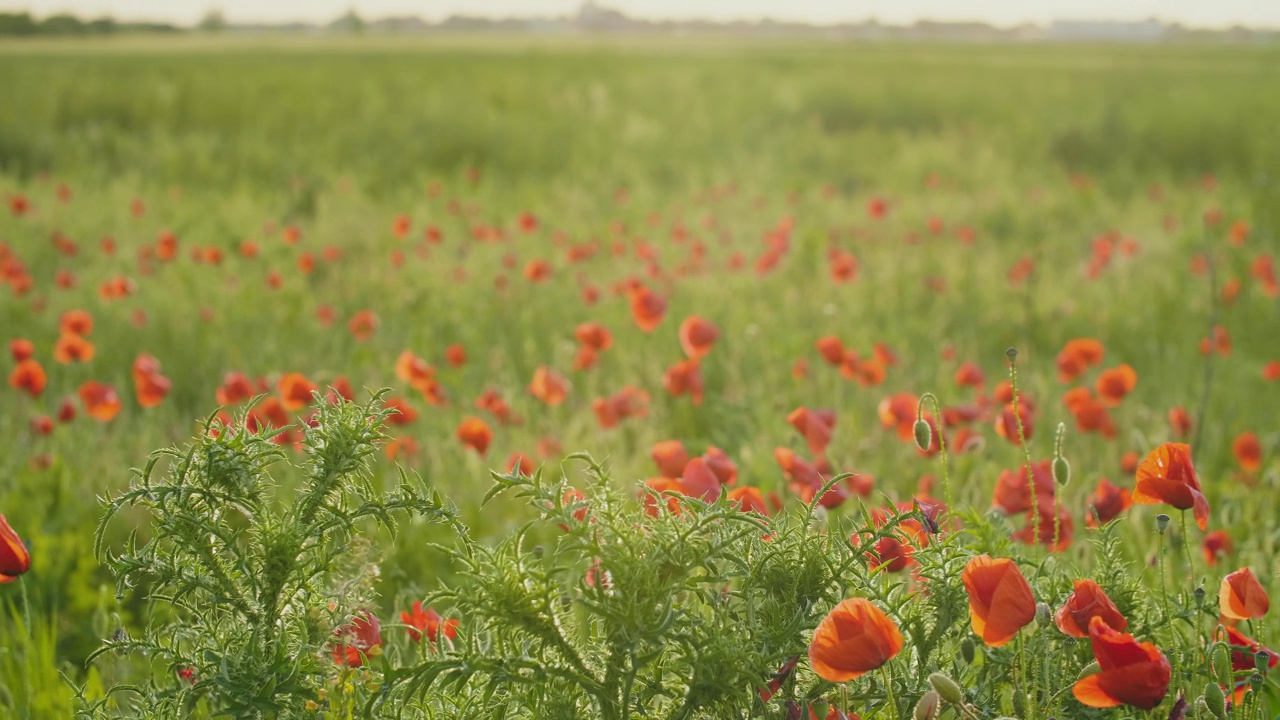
[1193,224,1220,451]
[1181,511,1196,581]
[1157,532,1171,625]
[881,666,899,720]
[919,393,952,512]
[1006,350,1040,553]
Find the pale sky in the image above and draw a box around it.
[2,0,1277,29]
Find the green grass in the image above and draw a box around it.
[0,35,1277,717]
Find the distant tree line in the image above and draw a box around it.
[0,12,181,36]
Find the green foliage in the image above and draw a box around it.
[85,393,456,719]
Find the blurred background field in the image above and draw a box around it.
[1,34,1278,713]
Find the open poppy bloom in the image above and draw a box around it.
[962,555,1036,647]
[1220,567,1270,620]
[574,322,613,351]
[662,358,704,404]
[401,601,458,644]
[992,460,1055,516]
[347,310,379,342]
[528,366,570,406]
[8,358,46,398]
[1232,432,1262,473]
[1085,478,1132,527]
[0,515,31,583]
[678,316,719,360]
[1095,364,1137,406]
[628,286,667,332]
[215,372,256,406]
[277,372,317,411]
[59,309,93,336]
[132,354,172,408]
[808,598,903,682]
[1056,338,1104,382]
[954,361,985,388]
[993,403,1034,445]
[651,440,689,478]
[9,338,34,362]
[1073,617,1170,710]
[456,416,493,456]
[727,485,769,516]
[331,610,382,667]
[702,446,738,485]
[78,381,122,422]
[1055,580,1127,637]
[53,333,95,364]
[787,407,836,456]
[1132,442,1209,531]
[1202,530,1233,565]
[676,457,722,502]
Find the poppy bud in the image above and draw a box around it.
[914,691,940,720]
[928,673,963,704]
[1035,602,1051,625]
[809,699,829,718]
[913,419,932,452]
[960,637,975,664]
[1193,587,1206,606]
[1052,456,1070,486]
[1155,514,1170,534]
[1203,681,1226,719]
[1258,650,1273,675]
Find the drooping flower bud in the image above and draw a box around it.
[1052,455,1070,486]
[913,419,933,452]
[928,673,964,704]
[1203,681,1226,719]
[914,691,941,720]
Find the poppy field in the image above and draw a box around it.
[1,36,1280,718]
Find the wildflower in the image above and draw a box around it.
[1132,442,1209,531]
[1073,617,1170,710]
[0,516,32,582]
[954,361,985,388]
[444,344,467,367]
[787,407,836,456]
[808,598,903,682]
[727,486,769,516]
[1055,580,1127,637]
[382,397,417,426]
[346,310,379,342]
[662,358,704,404]
[702,446,738,485]
[1202,530,1233,566]
[678,316,719,360]
[574,322,613,351]
[456,417,493,456]
[1220,568,1270,620]
[1227,626,1278,703]
[961,555,1036,647]
[1095,364,1137,406]
[131,354,172,408]
[1085,478,1132,527]
[651,440,689,478]
[53,333,95,364]
[528,366,570,406]
[8,358,46,398]
[628,286,667,332]
[1167,406,1192,437]
[277,372,317,411]
[815,336,845,366]
[331,611,382,667]
[8,338,34,362]
[78,381,122,422]
[1232,432,1261,473]
[401,602,458,644]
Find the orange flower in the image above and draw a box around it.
[78,381,122,422]
[961,555,1036,647]
[876,393,917,441]
[954,361,985,388]
[1227,626,1277,703]
[401,601,457,644]
[1232,432,1261,473]
[815,336,845,366]
[702,446,738,486]
[60,309,93,336]
[727,486,769,516]
[808,598,903,682]
[678,316,719,360]
[1120,451,1139,474]
[444,344,467,367]
[1095,364,1137,406]
[215,372,256,406]
[676,457,722,502]
[8,338,34,362]
[132,354,171,408]
[395,350,435,390]
[1085,478,1132,527]
[528,366,570,406]
[1263,361,1280,381]
[787,407,836,456]
[1202,530,1233,565]
[1055,580,1127,637]
[0,515,32,583]
[1056,338,1104,382]
[456,417,493,456]
[1073,617,1170,710]
[1221,567,1270,620]
[8,358,46,398]
[662,358,704,404]
[331,611,382,667]
[1167,406,1192,437]
[277,372,317,411]
[346,310,379,342]
[383,396,417,425]
[574,322,613,351]
[53,333,95,364]
[651,440,689,478]
[628,286,667,332]
[474,388,519,426]
[1132,442,1209,531]
[993,403,1033,445]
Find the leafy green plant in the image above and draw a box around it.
[84,392,456,719]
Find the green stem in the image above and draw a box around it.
[1006,350,1039,552]
[920,393,952,512]
[1181,511,1196,583]
[1192,225,1219,452]
[881,666,899,720]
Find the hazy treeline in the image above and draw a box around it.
[0,12,180,36]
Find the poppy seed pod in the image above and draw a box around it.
[1258,650,1273,674]
[913,419,932,452]
[1155,514,1170,534]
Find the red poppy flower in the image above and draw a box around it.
[456,417,493,456]
[678,316,719,360]
[60,309,94,336]
[347,310,379,342]
[954,361,985,388]
[787,407,836,456]
[815,336,845,366]
[961,555,1036,647]
[808,598,903,682]
[277,372,317,411]
[1085,478,1132,527]
[1167,406,1192,437]
[1132,442,1209,531]
[1095,365,1137,406]
[53,333,95,364]
[382,397,417,425]
[56,396,76,422]
[1056,338,1105,382]
[628,286,667,332]
[1232,432,1262,473]
[331,610,382,667]
[1263,361,1280,381]
[401,601,458,644]
[574,322,613,351]
[1055,580,1127,637]
[992,460,1055,515]
[474,389,519,426]
[528,366,570,406]
[216,372,256,406]
[1073,617,1170,710]
[8,358,46,398]
[8,338,34,362]
[702,446,737,486]
[1014,498,1074,553]
[662,358,704,404]
[444,344,467,367]
[677,458,722,502]
[727,486,769,516]
[877,393,917,441]
[78,381,122,422]
[0,515,31,583]
[651,440,689,478]
[1202,530,1233,566]
[993,403,1034,445]
[1220,567,1270,620]
[132,354,171,408]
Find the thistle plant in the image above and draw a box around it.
[83,392,456,719]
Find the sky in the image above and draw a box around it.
[2,0,1278,29]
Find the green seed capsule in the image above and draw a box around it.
[1052,456,1070,486]
[928,673,964,704]
[1155,514,1170,534]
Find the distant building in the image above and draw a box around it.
[1048,19,1166,42]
